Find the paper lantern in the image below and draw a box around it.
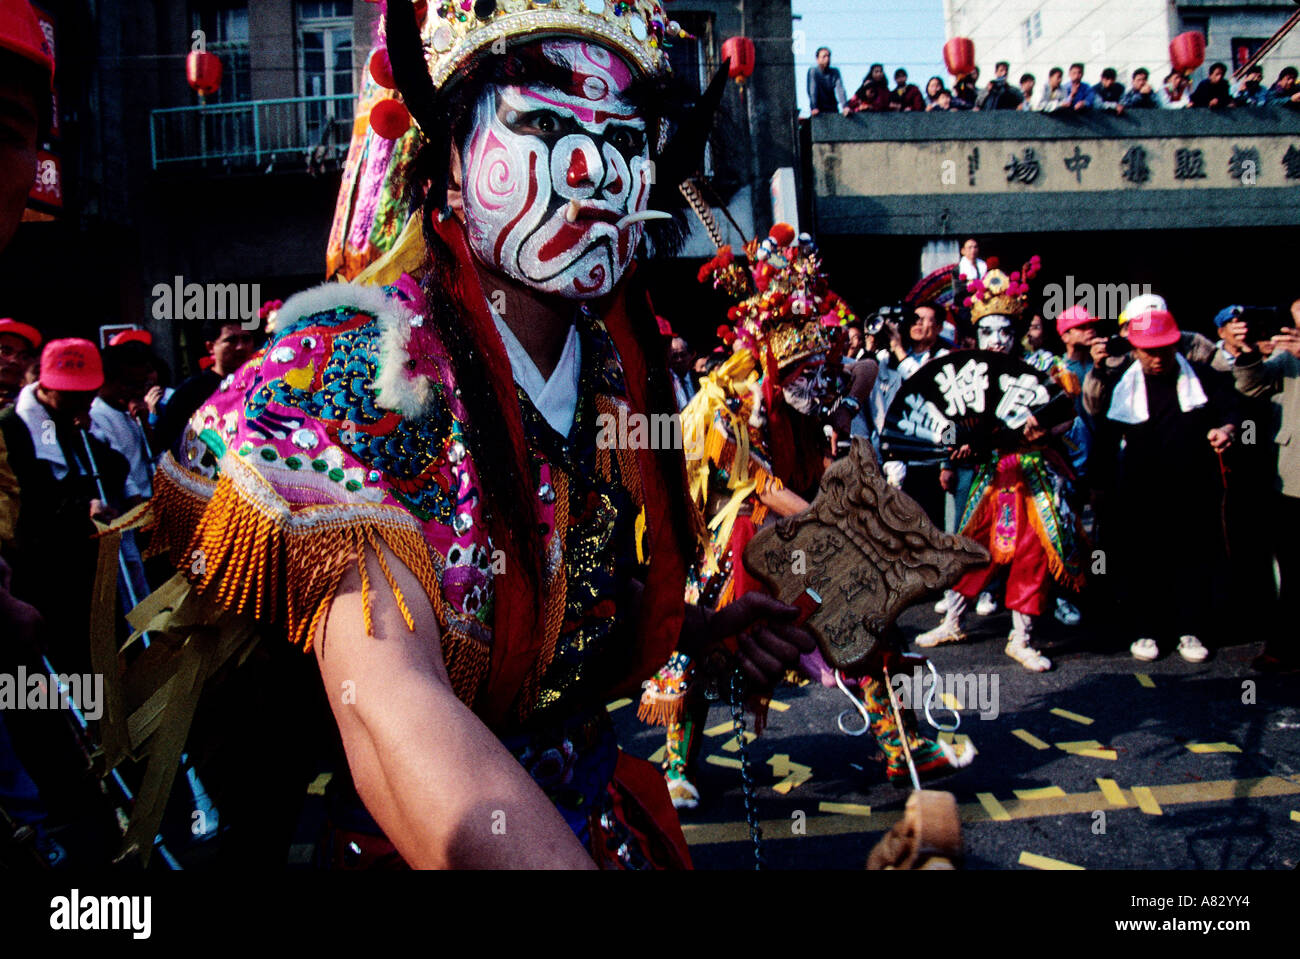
[721,36,756,85]
[1170,31,1206,74]
[369,47,396,89]
[186,50,223,96]
[943,37,975,77]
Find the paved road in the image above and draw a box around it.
[610,602,1300,870]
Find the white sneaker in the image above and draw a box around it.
[666,776,700,810]
[1177,635,1209,663]
[1054,597,1081,626]
[1130,638,1159,661]
[975,592,998,616]
[934,594,952,614]
[1005,636,1052,672]
[915,620,967,648]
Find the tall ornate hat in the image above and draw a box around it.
[382,0,685,94]
[967,255,1041,323]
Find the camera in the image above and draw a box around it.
[1234,305,1285,343]
[1105,334,1132,357]
[866,304,905,336]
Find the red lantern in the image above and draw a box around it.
[943,37,975,77]
[721,36,756,85]
[1170,30,1206,75]
[186,50,223,96]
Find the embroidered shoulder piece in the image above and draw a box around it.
[149,281,496,704]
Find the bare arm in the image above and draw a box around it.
[315,546,595,869]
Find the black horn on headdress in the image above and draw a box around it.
[650,63,730,205]
[385,0,442,136]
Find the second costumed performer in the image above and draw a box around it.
[148,0,820,868]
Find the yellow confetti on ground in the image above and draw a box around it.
[605,698,633,712]
[1097,778,1127,806]
[1132,786,1163,815]
[1290,810,1300,823]
[1077,749,1118,760]
[819,801,871,817]
[941,692,962,711]
[1011,729,1051,750]
[1056,740,1103,753]
[939,732,972,748]
[706,755,743,769]
[720,732,757,753]
[767,700,790,712]
[1014,786,1068,800]
[1135,673,1155,688]
[977,792,1011,821]
[773,772,812,795]
[306,772,333,796]
[1019,851,1084,871]
[1186,742,1242,754]
[647,744,667,765]
[704,721,735,737]
[1050,707,1094,726]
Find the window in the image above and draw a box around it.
[1023,10,1042,48]
[1182,16,1209,44]
[297,1,354,148]
[1231,37,1268,71]
[191,2,251,103]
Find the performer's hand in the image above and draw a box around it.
[939,467,956,492]
[1207,426,1234,452]
[710,593,816,690]
[1023,414,1047,444]
[948,443,974,462]
[89,499,118,524]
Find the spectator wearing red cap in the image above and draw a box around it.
[0,338,129,673]
[0,0,53,256]
[1083,310,1241,663]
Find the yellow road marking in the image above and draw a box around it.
[977,792,1012,821]
[705,755,743,769]
[647,744,667,765]
[1050,708,1094,725]
[1077,749,1118,760]
[1014,786,1068,800]
[1019,851,1084,870]
[1056,740,1103,753]
[704,721,735,737]
[1187,742,1242,754]
[721,732,757,753]
[1012,729,1051,750]
[767,700,790,712]
[1097,778,1127,806]
[941,692,962,711]
[773,772,812,794]
[1135,673,1155,688]
[605,697,633,712]
[1290,810,1300,823]
[819,802,871,817]
[678,776,1300,846]
[1132,786,1163,815]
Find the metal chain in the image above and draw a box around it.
[729,668,764,869]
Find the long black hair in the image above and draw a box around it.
[386,1,721,583]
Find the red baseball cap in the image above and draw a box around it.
[0,317,41,350]
[1126,309,1181,349]
[39,338,103,391]
[108,328,153,347]
[0,0,54,86]
[1055,304,1095,337]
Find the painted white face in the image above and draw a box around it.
[460,40,652,298]
[977,315,1014,353]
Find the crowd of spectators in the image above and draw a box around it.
[807,46,1300,115]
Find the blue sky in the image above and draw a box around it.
[791,0,947,113]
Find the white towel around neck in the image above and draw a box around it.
[1106,352,1207,425]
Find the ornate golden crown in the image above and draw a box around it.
[383,0,683,92]
[968,265,1039,323]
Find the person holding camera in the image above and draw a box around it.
[1083,309,1240,663]
[1232,314,1300,672]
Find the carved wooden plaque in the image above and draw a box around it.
[742,438,990,676]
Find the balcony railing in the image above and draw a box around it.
[150,94,356,172]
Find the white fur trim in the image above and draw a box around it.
[276,281,433,421]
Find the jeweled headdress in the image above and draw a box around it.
[966,255,1041,323]
[382,0,684,94]
[698,223,855,371]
